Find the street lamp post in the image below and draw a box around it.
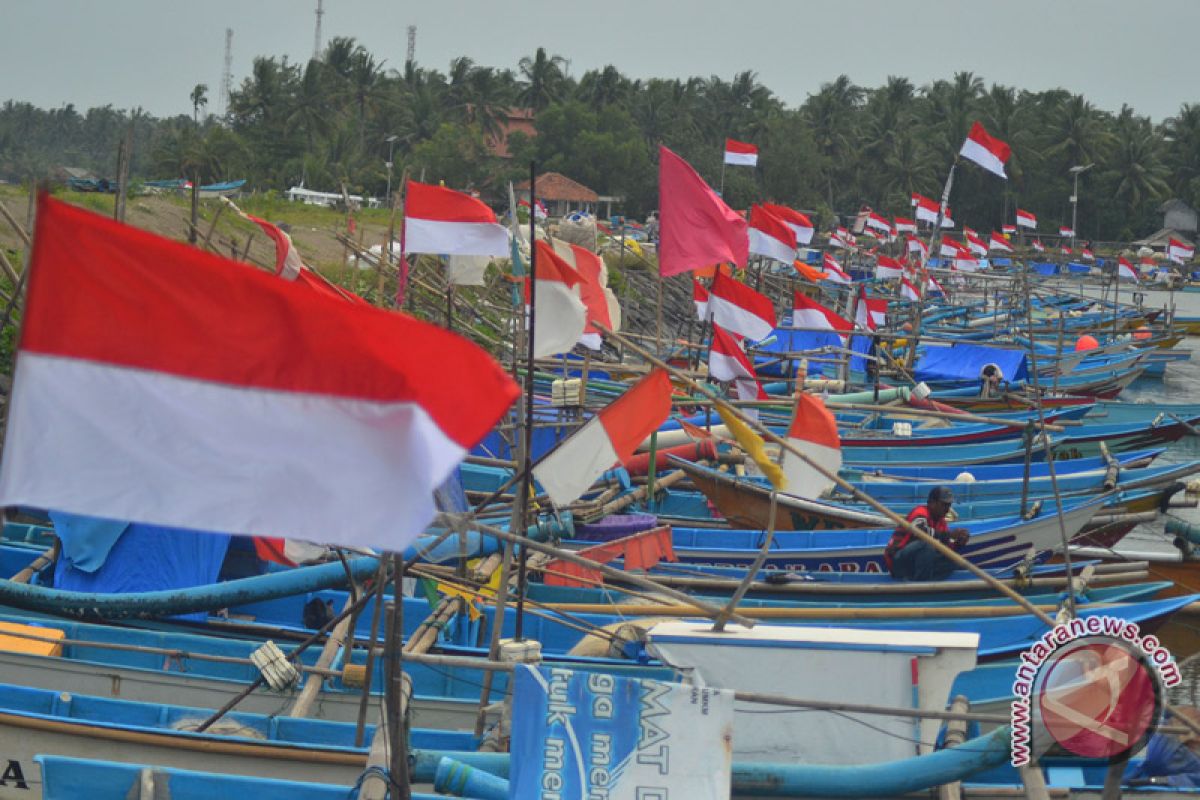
[384,134,399,205]
[1068,163,1094,250]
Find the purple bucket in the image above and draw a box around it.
[574,513,658,542]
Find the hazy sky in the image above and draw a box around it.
[2,0,1196,122]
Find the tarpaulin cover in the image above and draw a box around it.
[50,512,231,622]
[754,326,847,377]
[1067,262,1091,274]
[1032,262,1059,276]
[914,343,1029,384]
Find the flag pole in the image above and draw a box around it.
[912,156,959,368]
[514,161,537,642]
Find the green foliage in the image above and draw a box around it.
[3,42,1198,239]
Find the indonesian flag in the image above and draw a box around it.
[780,393,841,499]
[533,369,673,506]
[1169,238,1196,264]
[709,324,767,406]
[793,291,853,334]
[1061,246,1072,256]
[941,212,956,229]
[552,241,621,351]
[1016,209,1037,229]
[940,236,968,259]
[254,537,330,568]
[724,138,759,167]
[1117,256,1139,282]
[519,198,548,220]
[959,121,1011,179]
[822,252,852,284]
[989,232,1014,253]
[906,236,929,261]
[1032,239,1045,253]
[1002,224,1017,235]
[1081,247,1095,261]
[927,274,947,296]
[761,203,815,245]
[708,269,776,341]
[659,146,749,277]
[900,277,920,301]
[1059,226,1075,238]
[854,286,887,331]
[693,279,710,321]
[866,212,893,238]
[403,180,509,257]
[1,197,519,549]
[829,228,851,249]
[894,217,917,234]
[749,204,798,263]
[529,241,589,357]
[913,194,940,224]
[965,230,988,256]
[955,255,981,272]
[875,255,905,280]
[243,214,305,280]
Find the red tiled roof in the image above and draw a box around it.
[516,172,598,203]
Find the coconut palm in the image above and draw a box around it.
[517,47,566,110]
[190,84,208,123]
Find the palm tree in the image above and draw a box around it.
[190,84,208,123]
[1108,113,1170,215]
[802,75,864,208]
[517,47,566,110]
[1163,103,1200,207]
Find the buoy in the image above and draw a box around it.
[955,472,976,483]
[1134,325,1152,341]
[1074,334,1100,352]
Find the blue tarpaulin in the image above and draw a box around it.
[50,512,231,622]
[753,327,846,377]
[1067,262,1091,274]
[914,343,1029,384]
[1031,262,1058,276]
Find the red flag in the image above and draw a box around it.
[748,204,798,264]
[761,203,814,245]
[723,138,759,166]
[708,269,776,341]
[659,146,748,277]
[1016,209,1037,229]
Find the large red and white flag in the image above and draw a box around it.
[708,269,777,341]
[404,180,509,257]
[875,255,905,280]
[529,241,589,357]
[822,252,852,284]
[866,212,893,238]
[793,291,853,333]
[659,146,749,277]
[534,369,673,505]
[709,324,758,383]
[693,279,710,321]
[749,204,799,263]
[1016,209,1037,229]
[1117,256,1139,282]
[552,241,621,351]
[900,277,920,301]
[1031,239,1045,253]
[940,236,968,259]
[0,197,519,548]
[1059,225,1075,238]
[761,203,814,245]
[989,232,1014,253]
[894,216,917,234]
[1169,238,1196,264]
[964,230,988,257]
[906,236,930,261]
[780,393,842,499]
[959,121,1011,178]
[913,194,940,224]
[854,286,887,331]
[724,138,759,167]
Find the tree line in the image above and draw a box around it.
[2,39,1199,241]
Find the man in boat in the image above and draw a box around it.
[883,486,970,581]
[979,363,1004,398]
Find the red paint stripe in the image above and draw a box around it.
[22,197,519,447]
